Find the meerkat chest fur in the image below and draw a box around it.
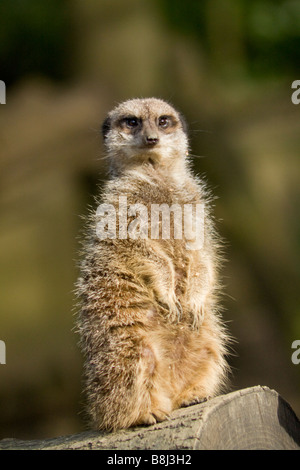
[77,98,229,432]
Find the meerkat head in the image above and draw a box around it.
[101,98,189,175]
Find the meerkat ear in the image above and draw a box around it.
[102,117,111,140]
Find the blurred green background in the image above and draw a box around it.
[0,0,299,439]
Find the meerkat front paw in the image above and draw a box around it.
[167,300,182,322]
[191,305,205,329]
[157,299,182,323]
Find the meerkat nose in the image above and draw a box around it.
[145,136,159,146]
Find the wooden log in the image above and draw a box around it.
[0,386,299,450]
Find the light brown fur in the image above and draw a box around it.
[76,98,230,431]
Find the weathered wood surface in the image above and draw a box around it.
[0,386,299,450]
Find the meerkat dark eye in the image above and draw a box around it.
[158,116,170,128]
[125,117,140,128]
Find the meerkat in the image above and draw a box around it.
[76,97,230,432]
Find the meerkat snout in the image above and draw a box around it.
[142,121,159,147]
[145,135,159,146]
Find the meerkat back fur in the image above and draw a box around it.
[76,97,230,431]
